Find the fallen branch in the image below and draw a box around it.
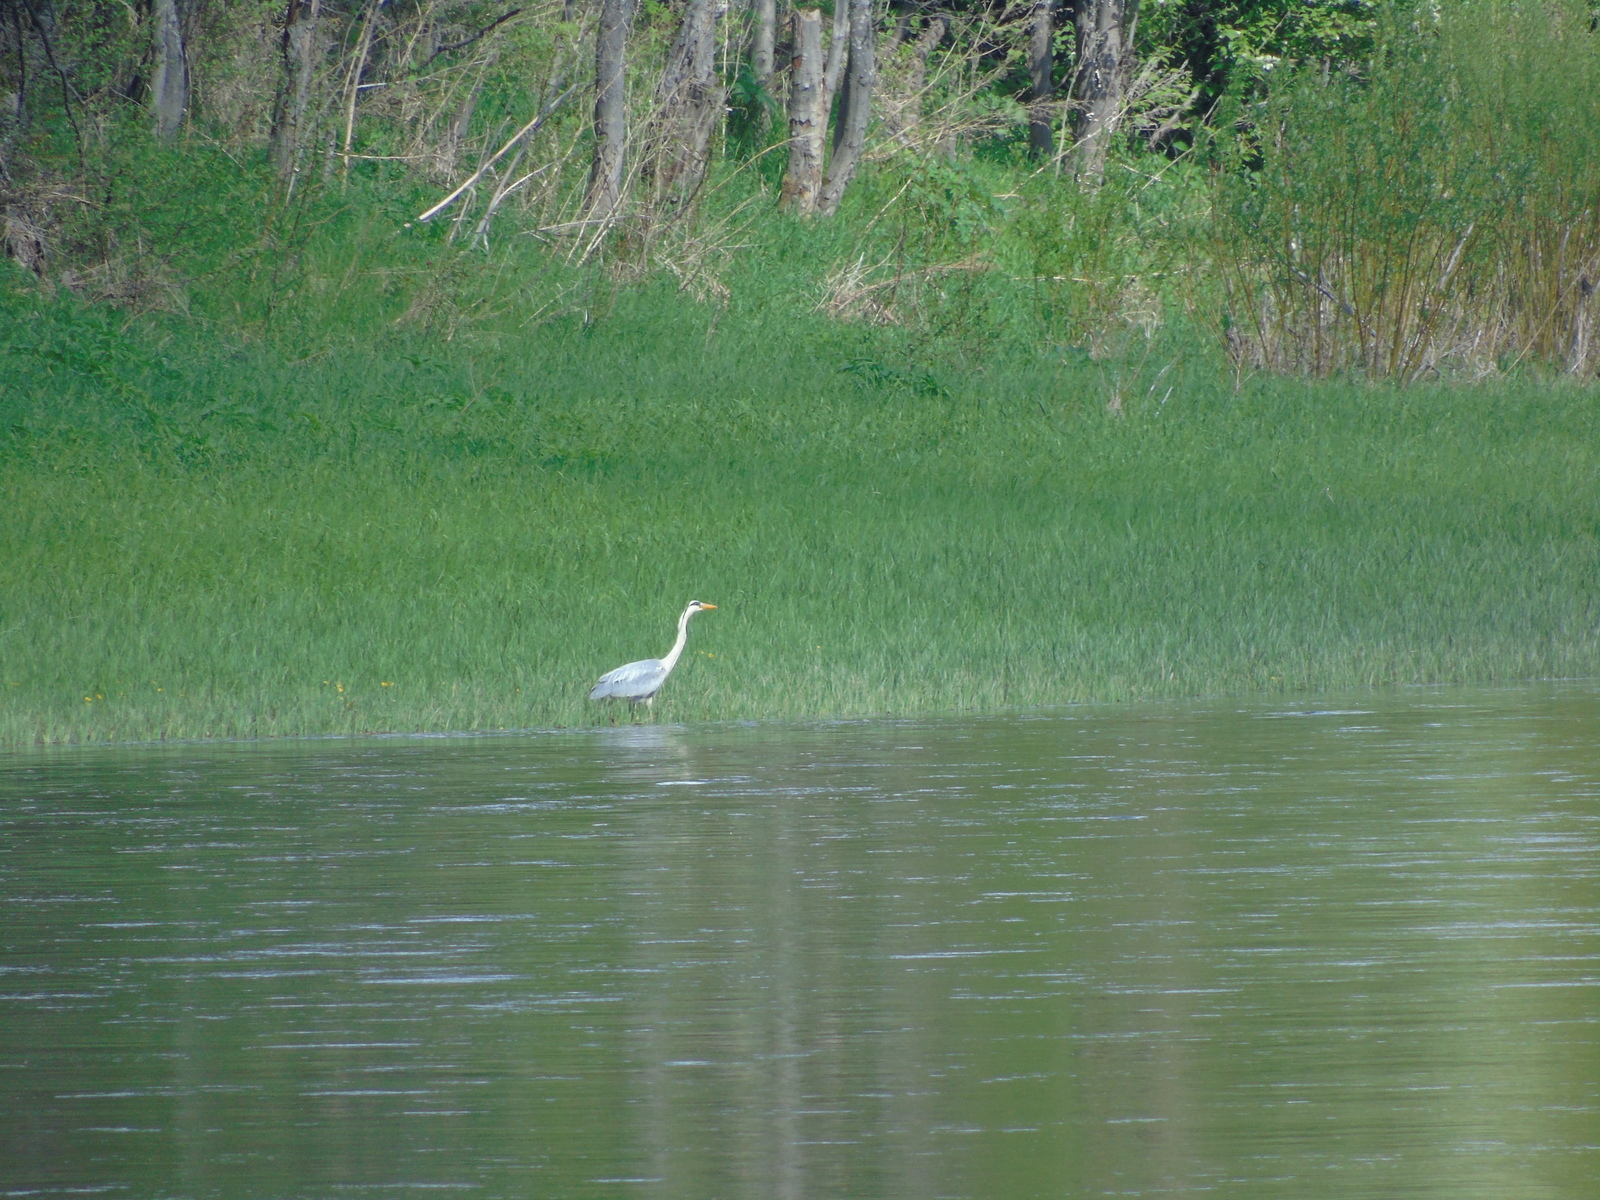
[415,83,578,223]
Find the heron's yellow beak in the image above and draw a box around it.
[701,603,717,611]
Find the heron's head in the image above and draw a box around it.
[687,600,716,614]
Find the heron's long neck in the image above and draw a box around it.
[659,609,693,673]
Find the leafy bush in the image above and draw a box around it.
[1212,0,1600,381]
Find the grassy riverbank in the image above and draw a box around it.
[4,272,1598,747]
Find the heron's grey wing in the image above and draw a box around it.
[589,657,668,700]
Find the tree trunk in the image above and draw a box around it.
[1071,0,1139,182]
[586,0,638,216]
[1027,0,1054,158]
[338,0,380,186]
[904,14,945,138]
[821,0,848,118]
[884,0,913,53]
[922,18,949,63]
[752,0,776,86]
[149,0,187,141]
[648,0,728,207]
[816,0,874,216]
[883,14,946,145]
[269,0,323,182]
[778,5,824,215]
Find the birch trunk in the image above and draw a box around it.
[816,0,874,216]
[1071,0,1139,182]
[149,0,187,141]
[778,6,824,215]
[1027,0,1054,158]
[821,0,848,118]
[269,0,323,181]
[752,0,776,86]
[648,0,728,207]
[586,0,638,216]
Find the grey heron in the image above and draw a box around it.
[589,601,717,710]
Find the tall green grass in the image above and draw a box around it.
[4,269,1597,746]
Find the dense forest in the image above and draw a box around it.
[2,0,1597,379]
[3,1,1600,745]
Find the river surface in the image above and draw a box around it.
[2,684,1598,1199]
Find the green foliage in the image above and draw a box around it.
[1001,164,1194,356]
[1211,0,1600,380]
[901,157,1002,254]
[1142,0,1380,115]
[723,63,784,162]
[840,357,949,397]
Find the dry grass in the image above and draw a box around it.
[815,253,989,326]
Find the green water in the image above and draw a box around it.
[2,684,1597,1198]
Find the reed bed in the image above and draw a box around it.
[3,278,1597,747]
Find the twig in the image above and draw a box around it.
[1290,266,1354,315]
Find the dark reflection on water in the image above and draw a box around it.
[2,685,1598,1199]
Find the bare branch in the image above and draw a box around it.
[424,8,526,66]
